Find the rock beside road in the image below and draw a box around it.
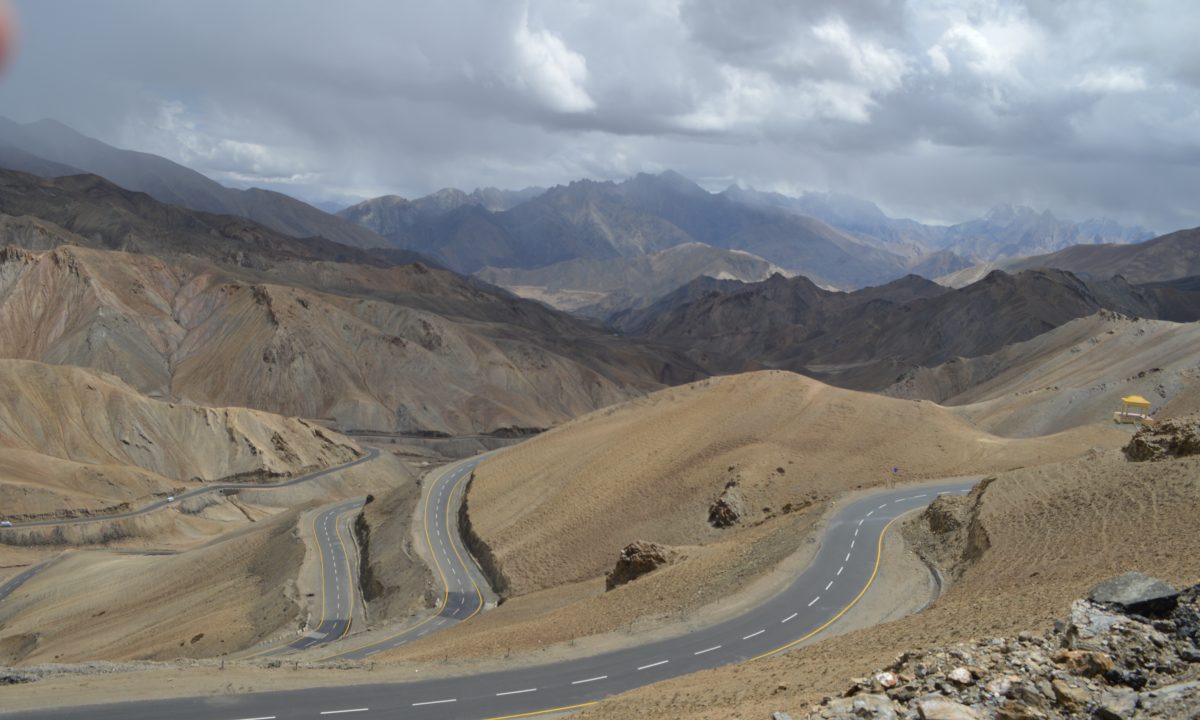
[605,541,682,591]
[1124,414,1200,462]
[802,575,1200,719]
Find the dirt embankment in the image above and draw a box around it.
[457,471,510,599]
[351,468,435,624]
[0,510,307,665]
[577,447,1200,720]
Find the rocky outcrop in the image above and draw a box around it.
[1124,415,1200,462]
[902,479,993,586]
[605,540,681,591]
[803,576,1200,720]
[709,479,746,528]
[1088,572,1181,617]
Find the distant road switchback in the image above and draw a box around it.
[7,473,974,720]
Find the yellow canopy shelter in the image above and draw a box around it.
[1114,395,1153,425]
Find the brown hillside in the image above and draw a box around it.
[469,371,1118,597]
[0,244,675,434]
[0,509,307,664]
[0,359,358,519]
[887,313,1200,436]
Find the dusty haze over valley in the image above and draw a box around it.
[0,2,1198,720]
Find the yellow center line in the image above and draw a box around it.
[479,511,904,719]
[748,514,900,662]
[314,509,331,636]
[316,459,463,659]
[336,501,357,640]
[443,464,486,621]
[481,701,600,720]
[243,508,331,660]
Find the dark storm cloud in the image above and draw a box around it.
[0,0,1197,229]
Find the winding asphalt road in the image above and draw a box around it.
[0,556,63,607]
[324,456,495,661]
[6,478,975,720]
[280,498,366,653]
[0,448,380,531]
[0,449,379,655]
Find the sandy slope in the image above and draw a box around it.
[0,359,359,519]
[887,313,1200,436]
[579,450,1200,720]
[468,371,1117,599]
[0,443,413,665]
[0,510,305,664]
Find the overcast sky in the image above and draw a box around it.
[1,0,1197,228]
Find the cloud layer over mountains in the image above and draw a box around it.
[1,0,1197,229]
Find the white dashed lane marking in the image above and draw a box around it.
[412,699,456,707]
[694,645,722,655]
[825,580,833,591]
[809,596,820,606]
[743,630,764,640]
[320,709,369,715]
[837,566,844,576]
[637,660,669,670]
[496,688,537,697]
[572,675,607,685]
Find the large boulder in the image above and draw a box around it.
[605,540,681,590]
[1088,572,1179,617]
[1123,414,1200,462]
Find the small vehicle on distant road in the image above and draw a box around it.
[0,520,12,527]
[166,496,175,503]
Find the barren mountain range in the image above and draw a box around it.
[475,242,787,315]
[0,170,699,435]
[0,116,1167,322]
[886,312,1200,437]
[721,187,1154,264]
[618,268,1200,391]
[939,226,1200,287]
[0,116,390,249]
[338,169,1157,314]
[342,171,911,289]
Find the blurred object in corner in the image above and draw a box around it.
[0,0,14,76]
